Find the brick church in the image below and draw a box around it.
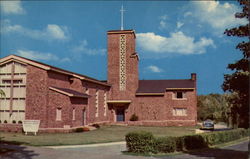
[0,30,197,132]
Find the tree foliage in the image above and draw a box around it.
[222,0,249,128]
[197,94,230,123]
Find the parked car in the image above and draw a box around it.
[201,119,214,130]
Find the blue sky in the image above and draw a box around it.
[0,0,247,95]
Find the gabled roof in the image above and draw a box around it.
[136,80,195,93]
[49,87,90,98]
[0,55,110,87]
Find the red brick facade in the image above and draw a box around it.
[0,29,197,132]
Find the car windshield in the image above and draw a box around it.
[204,123,213,126]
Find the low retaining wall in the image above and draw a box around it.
[0,124,23,133]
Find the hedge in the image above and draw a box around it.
[125,128,249,154]
[125,131,155,153]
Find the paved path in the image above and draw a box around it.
[0,140,249,159]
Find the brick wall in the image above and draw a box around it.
[107,31,138,100]
[26,65,48,128]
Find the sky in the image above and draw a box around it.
[0,0,247,95]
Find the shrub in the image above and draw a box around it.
[92,124,100,129]
[154,137,176,153]
[125,131,155,153]
[75,127,84,133]
[130,114,139,121]
[174,136,185,151]
[183,135,208,150]
[83,127,90,132]
[125,128,249,154]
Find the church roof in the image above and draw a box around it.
[136,80,195,93]
[0,55,110,87]
[49,87,90,98]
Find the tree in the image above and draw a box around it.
[197,94,230,123]
[222,0,249,128]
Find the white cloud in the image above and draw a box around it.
[46,24,68,40]
[16,50,70,62]
[191,1,247,31]
[73,40,106,55]
[147,65,164,73]
[136,32,215,55]
[184,11,192,17]
[159,15,168,20]
[158,15,168,30]
[0,0,25,15]
[1,19,69,41]
[177,22,184,29]
[159,21,167,30]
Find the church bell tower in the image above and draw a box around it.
[107,30,139,100]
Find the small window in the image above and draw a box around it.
[173,108,187,116]
[173,92,186,99]
[2,80,11,84]
[177,92,183,98]
[13,80,22,84]
[56,108,62,121]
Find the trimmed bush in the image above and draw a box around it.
[125,131,155,153]
[92,124,100,129]
[75,127,84,133]
[154,137,176,153]
[201,128,249,146]
[174,136,185,151]
[125,128,249,154]
[183,135,208,150]
[130,114,139,121]
[83,127,90,132]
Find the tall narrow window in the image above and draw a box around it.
[72,108,75,120]
[56,108,62,121]
[119,34,126,91]
[95,90,99,117]
[104,91,107,116]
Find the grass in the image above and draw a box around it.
[0,125,196,146]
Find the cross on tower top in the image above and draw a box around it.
[120,5,125,30]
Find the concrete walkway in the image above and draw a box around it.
[44,141,126,149]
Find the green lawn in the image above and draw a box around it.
[0,125,197,146]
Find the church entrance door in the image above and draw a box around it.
[116,109,125,122]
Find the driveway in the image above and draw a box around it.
[0,140,249,159]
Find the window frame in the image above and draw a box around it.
[172,108,187,116]
[56,108,62,121]
[172,91,187,100]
